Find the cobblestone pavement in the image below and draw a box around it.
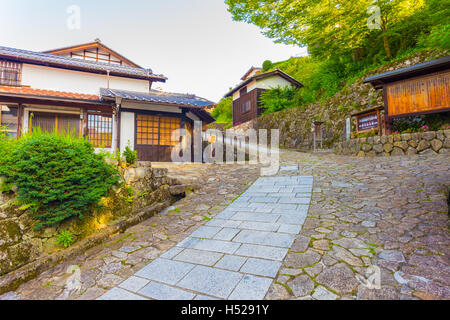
[266,151,450,300]
[0,151,449,300]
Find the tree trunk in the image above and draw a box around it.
[381,18,392,59]
[383,34,392,58]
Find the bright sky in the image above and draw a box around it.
[0,0,307,102]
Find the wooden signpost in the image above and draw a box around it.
[351,106,384,135]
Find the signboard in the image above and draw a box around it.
[357,111,379,132]
[386,70,449,117]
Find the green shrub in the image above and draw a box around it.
[262,60,273,72]
[123,144,138,165]
[56,230,75,248]
[259,86,298,114]
[211,97,233,123]
[0,129,120,228]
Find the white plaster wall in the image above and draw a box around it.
[21,64,150,95]
[247,80,257,92]
[255,76,293,90]
[120,112,135,152]
[244,69,261,80]
[232,90,240,101]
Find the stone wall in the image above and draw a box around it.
[334,130,450,157]
[223,49,448,151]
[0,163,187,276]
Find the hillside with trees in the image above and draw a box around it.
[213,0,449,123]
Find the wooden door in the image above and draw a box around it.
[135,114,181,162]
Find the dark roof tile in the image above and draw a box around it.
[0,46,166,82]
[100,88,214,107]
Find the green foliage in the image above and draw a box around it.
[417,24,450,50]
[56,230,75,248]
[211,97,233,123]
[226,0,449,82]
[224,0,449,118]
[357,131,377,138]
[226,0,443,60]
[0,125,9,140]
[259,86,298,114]
[0,129,121,228]
[393,112,450,133]
[262,60,273,72]
[123,143,138,165]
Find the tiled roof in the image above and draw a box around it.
[100,88,215,108]
[364,56,450,86]
[0,86,100,101]
[224,68,303,97]
[0,46,166,82]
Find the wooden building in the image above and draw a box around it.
[224,67,303,126]
[364,56,450,134]
[0,41,214,162]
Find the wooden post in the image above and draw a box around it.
[376,109,381,136]
[384,115,392,136]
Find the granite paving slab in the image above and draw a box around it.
[98,176,312,300]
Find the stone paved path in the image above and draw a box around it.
[98,175,313,300]
[1,151,449,300]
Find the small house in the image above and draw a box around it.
[224,67,303,126]
[0,40,214,162]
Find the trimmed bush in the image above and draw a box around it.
[0,129,120,228]
[123,144,138,165]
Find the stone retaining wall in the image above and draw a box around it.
[334,130,450,156]
[0,163,188,277]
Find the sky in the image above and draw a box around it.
[0,0,307,102]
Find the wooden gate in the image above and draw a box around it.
[135,113,181,162]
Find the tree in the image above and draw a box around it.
[225,0,426,59]
[211,97,233,123]
[262,60,273,71]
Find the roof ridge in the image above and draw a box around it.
[0,45,148,72]
[0,45,167,81]
[100,88,215,106]
[104,88,212,102]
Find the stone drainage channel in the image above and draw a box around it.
[98,175,313,300]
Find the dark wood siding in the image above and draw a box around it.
[233,88,265,126]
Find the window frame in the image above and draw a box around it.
[87,110,113,148]
[241,100,251,114]
[0,60,22,87]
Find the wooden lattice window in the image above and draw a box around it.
[159,116,181,146]
[136,114,180,146]
[136,114,159,145]
[0,60,22,86]
[87,110,112,148]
